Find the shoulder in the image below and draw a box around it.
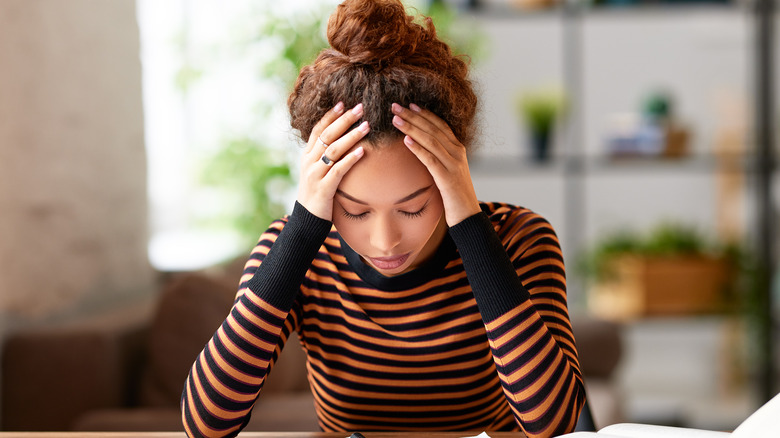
[479,201,561,251]
[243,214,339,274]
[481,202,562,266]
[480,201,555,232]
[257,215,291,242]
[255,214,339,246]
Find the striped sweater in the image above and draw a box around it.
[182,201,585,438]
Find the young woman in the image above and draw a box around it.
[181,1,585,437]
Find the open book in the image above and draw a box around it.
[557,392,779,438]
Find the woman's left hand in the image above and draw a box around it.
[391,103,481,226]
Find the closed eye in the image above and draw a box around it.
[342,210,369,221]
[400,202,428,219]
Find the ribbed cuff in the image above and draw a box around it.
[246,202,332,311]
[448,211,530,323]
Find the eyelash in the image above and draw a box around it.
[341,203,428,221]
[341,210,368,221]
[402,204,427,218]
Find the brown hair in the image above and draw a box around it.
[288,0,478,149]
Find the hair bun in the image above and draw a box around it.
[327,0,428,67]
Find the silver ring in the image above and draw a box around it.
[320,154,333,166]
[317,136,329,148]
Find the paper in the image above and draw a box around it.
[461,432,491,438]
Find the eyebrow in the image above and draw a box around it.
[336,185,433,206]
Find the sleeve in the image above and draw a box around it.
[448,207,586,438]
[180,202,332,438]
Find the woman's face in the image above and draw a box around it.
[332,137,447,277]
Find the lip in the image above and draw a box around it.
[368,253,410,271]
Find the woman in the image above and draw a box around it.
[181,0,585,437]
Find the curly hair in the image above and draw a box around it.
[287,0,478,149]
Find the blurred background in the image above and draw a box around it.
[0,0,778,433]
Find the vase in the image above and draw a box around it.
[529,130,550,162]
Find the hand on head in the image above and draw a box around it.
[297,101,369,221]
[391,103,481,226]
[299,101,481,227]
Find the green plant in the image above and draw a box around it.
[515,87,567,135]
[195,2,332,243]
[199,137,292,241]
[577,222,726,283]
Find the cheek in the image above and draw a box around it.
[398,200,444,249]
[410,202,445,244]
[332,216,367,249]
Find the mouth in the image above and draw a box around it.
[367,253,410,271]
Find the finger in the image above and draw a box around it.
[391,110,452,163]
[321,146,366,186]
[402,134,446,176]
[319,120,370,166]
[307,102,345,152]
[408,103,460,145]
[391,103,460,148]
[316,103,365,151]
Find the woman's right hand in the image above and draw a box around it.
[298,102,370,221]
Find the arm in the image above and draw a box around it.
[180,203,331,438]
[182,99,370,437]
[392,103,584,437]
[449,207,586,438]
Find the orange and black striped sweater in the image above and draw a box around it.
[182,201,585,438]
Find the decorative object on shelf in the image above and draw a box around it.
[578,223,742,321]
[440,0,482,11]
[510,0,559,10]
[604,89,690,159]
[515,86,567,162]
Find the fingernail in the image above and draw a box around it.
[404,135,413,146]
[410,103,421,112]
[334,102,344,113]
[352,103,363,115]
[392,115,404,126]
[353,146,364,157]
[391,103,401,114]
[358,121,370,133]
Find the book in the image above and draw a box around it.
[557,392,779,438]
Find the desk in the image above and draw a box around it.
[0,433,524,438]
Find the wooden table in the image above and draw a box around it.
[0,433,525,438]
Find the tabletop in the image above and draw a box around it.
[0,432,525,438]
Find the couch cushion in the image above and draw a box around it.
[571,314,623,380]
[73,394,320,432]
[139,273,236,407]
[73,407,184,431]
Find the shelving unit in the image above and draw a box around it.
[461,0,777,414]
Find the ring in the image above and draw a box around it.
[317,136,329,148]
[320,154,333,166]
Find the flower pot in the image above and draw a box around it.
[588,254,734,321]
[529,129,551,162]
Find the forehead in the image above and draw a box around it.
[338,139,434,203]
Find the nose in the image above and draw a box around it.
[369,214,402,254]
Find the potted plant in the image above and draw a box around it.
[515,86,566,162]
[577,223,741,321]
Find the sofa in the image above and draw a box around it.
[1,263,623,432]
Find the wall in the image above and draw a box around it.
[468,7,758,298]
[0,0,154,330]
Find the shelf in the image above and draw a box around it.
[463,1,745,19]
[469,153,761,176]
